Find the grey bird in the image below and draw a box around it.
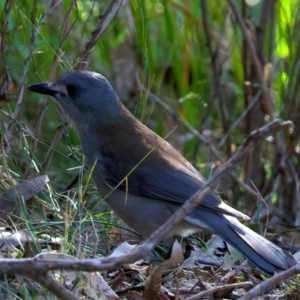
[27,70,296,275]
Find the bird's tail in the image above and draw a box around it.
[190,212,296,274]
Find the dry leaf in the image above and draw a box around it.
[110,241,144,264]
[144,240,184,299]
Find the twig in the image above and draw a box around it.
[32,0,77,155]
[77,0,124,70]
[186,281,253,300]
[201,0,231,156]
[4,0,62,153]
[34,274,80,300]
[239,263,300,300]
[219,90,262,147]
[250,180,269,237]
[227,0,274,120]
[41,123,68,171]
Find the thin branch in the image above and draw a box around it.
[77,0,124,70]
[4,0,62,153]
[186,281,253,300]
[219,89,262,147]
[32,0,77,155]
[201,0,231,156]
[34,274,80,300]
[240,263,300,300]
[227,0,275,120]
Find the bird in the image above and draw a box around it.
[27,70,296,275]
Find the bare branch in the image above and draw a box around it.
[77,0,124,70]
[240,263,300,300]
[227,0,275,119]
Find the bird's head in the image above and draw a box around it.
[27,71,123,124]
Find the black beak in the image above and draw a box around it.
[27,83,56,97]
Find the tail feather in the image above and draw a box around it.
[189,212,296,275]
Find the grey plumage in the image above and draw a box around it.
[27,70,296,275]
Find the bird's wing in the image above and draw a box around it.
[98,153,247,219]
[103,161,209,202]
[95,123,249,220]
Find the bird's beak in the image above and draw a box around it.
[27,83,57,97]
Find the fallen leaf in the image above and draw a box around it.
[110,241,144,264]
[144,240,184,299]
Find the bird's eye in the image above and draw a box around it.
[66,84,76,97]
